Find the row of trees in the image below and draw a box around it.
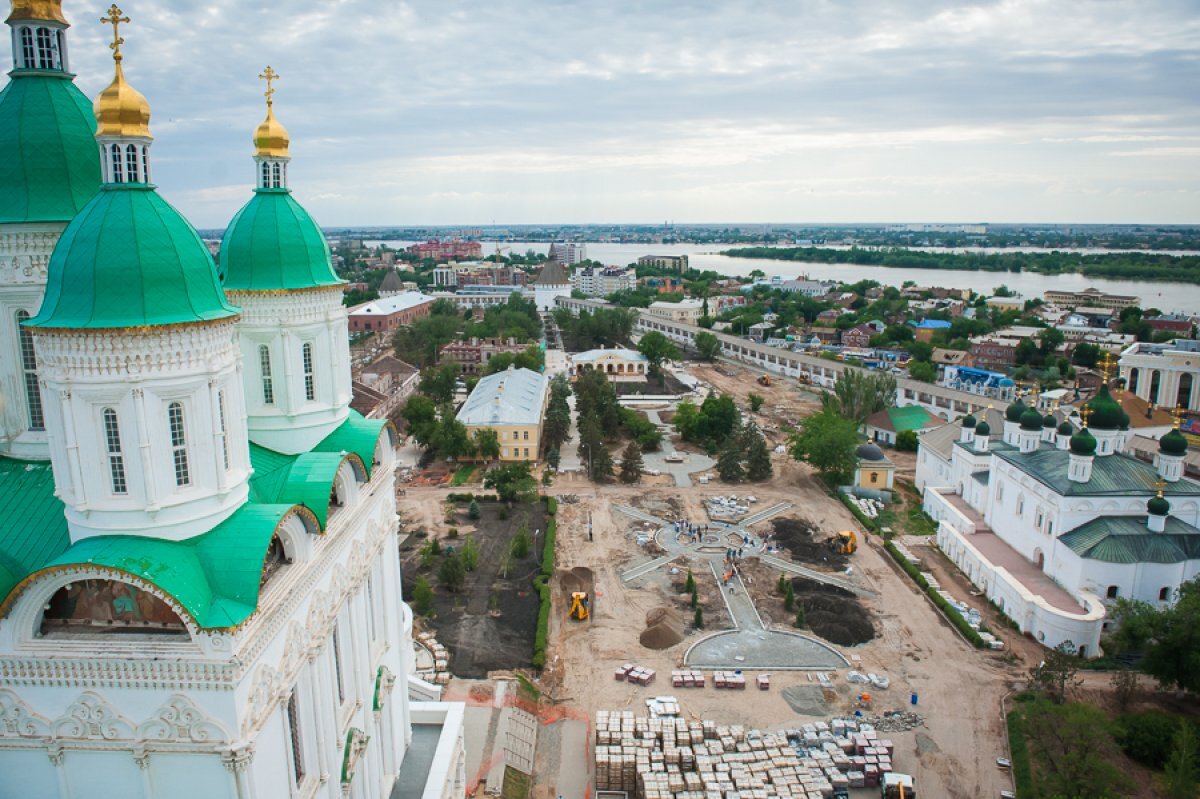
[552,306,636,350]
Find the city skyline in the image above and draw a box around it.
[48,0,1200,228]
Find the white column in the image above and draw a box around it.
[210,379,228,492]
[133,386,160,509]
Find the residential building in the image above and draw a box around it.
[1043,287,1141,310]
[1147,314,1196,336]
[571,348,650,381]
[456,367,548,461]
[637,254,688,271]
[815,308,844,324]
[918,388,1200,656]
[353,356,420,419]
[941,366,1017,401]
[841,323,876,349]
[548,242,587,265]
[913,319,952,343]
[709,294,747,314]
[864,406,945,446]
[647,298,704,324]
[347,290,436,332]
[778,279,837,297]
[573,264,636,297]
[438,337,528,375]
[748,321,775,342]
[0,14,465,797]
[985,296,1025,313]
[969,336,1020,371]
[407,238,482,261]
[640,275,684,294]
[932,348,974,368]
[1120,339,1200,411]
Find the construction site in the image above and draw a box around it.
[396,361,1023,798]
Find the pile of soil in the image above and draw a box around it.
[772,518,849,570]
[791,577,875,646]
[640,607,685,649]
[560,567,595,602]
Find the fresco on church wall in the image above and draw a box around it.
[42,579,185,631]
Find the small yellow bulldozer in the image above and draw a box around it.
[828,530,858,555]
[569,592,590,621]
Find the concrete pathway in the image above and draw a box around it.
[759,553,876,598]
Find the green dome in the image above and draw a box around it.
[1085,385,1130,430]
[29,186,238,329]
[220,189,342,291]
[1148,495,1171,517]
[962,414,977,429]
[975,421,991,437]
[1160,428,1189,456]
[1020,408,1044,431]
[0,74,101,224]
[1005,398,1027,422]
[1057,421,1074,436]
[1070,428,1097,456]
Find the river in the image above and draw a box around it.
[364,240,1200,315]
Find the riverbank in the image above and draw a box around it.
[722,246,1200,284]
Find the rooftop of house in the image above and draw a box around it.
[349,290,435,316]
[456,367,548,427]
[572,348,648,363]
[1059,515,1200,564]
[994,446,1200,497]
[865,405,945,434]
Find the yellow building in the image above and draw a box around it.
[456,366,548,461]
[647,298,704,323]
[571,347,650,382]
[854,443,896,491]
[985,296,1024,313]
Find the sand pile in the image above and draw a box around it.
[772,519,849,570]
[559,566,595,599]
[791,577,875,646]
[640,607,685,649]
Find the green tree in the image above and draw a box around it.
[460,537,480,572]
[545,447,560,471]
[1023,701,1133,799]
[618,441,643,484]
[894,429,919,451]
[392,313,462,366]
[467,499,481,520]
[789,409,860,485]
[1029,641,1084,704]
[695,330,722,360]
[543,375,573,451]
[418,363,461,405]
[484,462,537,503]
[685,570,696,594]
[794,606,806,628]
[637,331,681,385]
[1111,578,1200,693]
[438,552,466,592]
[1073,342,1101,367]
[748,393,765,413]
[589,442,614,482]
[401,394,438,446]
[717,441,745,483]
[482,344,546,375]
[693,606,704,629]
[906,340,933,362]
[690,585,699,609]
[510,528,531,559]
[784,581,795,612]
[777,574,787,594]
[821,370,896,424]
[745,424,773,482]
[429,403,472,459]
[412,576,434,616]
[908,361,936,383]
[473,428,500,462]
[419,539,441,570]
[1162,722,1199,799]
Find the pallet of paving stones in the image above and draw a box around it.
[711,670,747,689]
[615,663,658,685]
[671,670,707,688]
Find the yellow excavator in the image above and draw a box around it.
[757,374,772,387]
[569,592,590,621]
[829,530,858,555]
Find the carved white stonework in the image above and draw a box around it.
[136,694,228,743]
[0,689,50,737]
[0,223,64,286]
[32,319,243,379]
[51,692,135,741]
[242,664,282,738]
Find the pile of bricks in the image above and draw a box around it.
[670,670,706,688]
[712,671,747,690]
[615,663,658,686]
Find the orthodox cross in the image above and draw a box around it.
[1155,478,1167,498]
[259,66,279,107]
[1080,405,1093,428]
[1173,405,1185,430]
[101,5,130,62]
[1098,351,1117,383]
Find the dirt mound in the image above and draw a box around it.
[559,566,595,599]
[772,518,849,570]
[640,607,685,649]
[791,577,875,646]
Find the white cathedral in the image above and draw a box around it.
[0,3,465,797]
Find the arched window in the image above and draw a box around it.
[41,579,186,636]
[272,162,282,188]
[1150,370,1162,406]
[1106,585,1119,599]
[260,534,291,588]
[1160,586,1171,602]
[15,311,44,431]
[260,162,270,187]
[19,28,35,68]
[168,402,190,486]
[109,144,123,184]
[259,345,275,404]
[302,342,315,401]
[1179,374,1193,411]
[141,146,150,183]
[217,390,230,470]
[125,144,139,183]
[35,27,57,69]
[102,408,127,494]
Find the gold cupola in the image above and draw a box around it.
[254,66,290,158]
[6,0,68,25]
[94,5,151,140]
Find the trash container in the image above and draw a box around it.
[910,692,918,706]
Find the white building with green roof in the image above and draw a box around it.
[919,387,1200,656]
[0,6,465,798]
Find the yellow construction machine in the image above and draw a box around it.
[829,530,858,555]
[757,374,772,387]
[568,592,590,621]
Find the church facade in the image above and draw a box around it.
[0,4,464,797]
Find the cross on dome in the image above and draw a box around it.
[1080,405,1093,428]
[259,65,279,106]
[101,4,128,63]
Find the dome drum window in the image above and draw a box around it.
[168,401,190,487]
[302,342,315,401]
[11,24,65,71]
[102,407,127,494]
[16,310,44,431]
[259,344,275,404]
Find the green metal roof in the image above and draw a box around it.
[888,405,939,434]
[313,410,388,479]
[1059,516,1200,564]
[28,185,239,330]
[0,73,101,224]
[249,443,352,530]
[994,446,1200,497]
[41,503,294,629]
[0,460,70,606]
[220,189,343,291]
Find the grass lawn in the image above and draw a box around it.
[501,766,531,799]
[450,465,476,486]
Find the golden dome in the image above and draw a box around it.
[6,0,68,25]
[254,106,290,158]
[94,61,152,139]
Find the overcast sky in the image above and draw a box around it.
[47,0,1200,227]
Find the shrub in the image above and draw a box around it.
[784,581,795,612]
[694,607,704,629]
[438,552,466,592]
[532,582,551,669]
[460,537,479,572]
[499,506,509,521]
[1006,708,1034,799]
[1116,711,1183,770]
[685,570,696,594]
[543,496,558,516]
[895,429,919,451]
[511,528,530,559]
[447,527,459,539]
[884,540,985,648]
[540,519,556,579]
[468,499,481,520]
[419,540,440,570]
[412,576,434,616]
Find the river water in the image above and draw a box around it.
[365,240,1200,315]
